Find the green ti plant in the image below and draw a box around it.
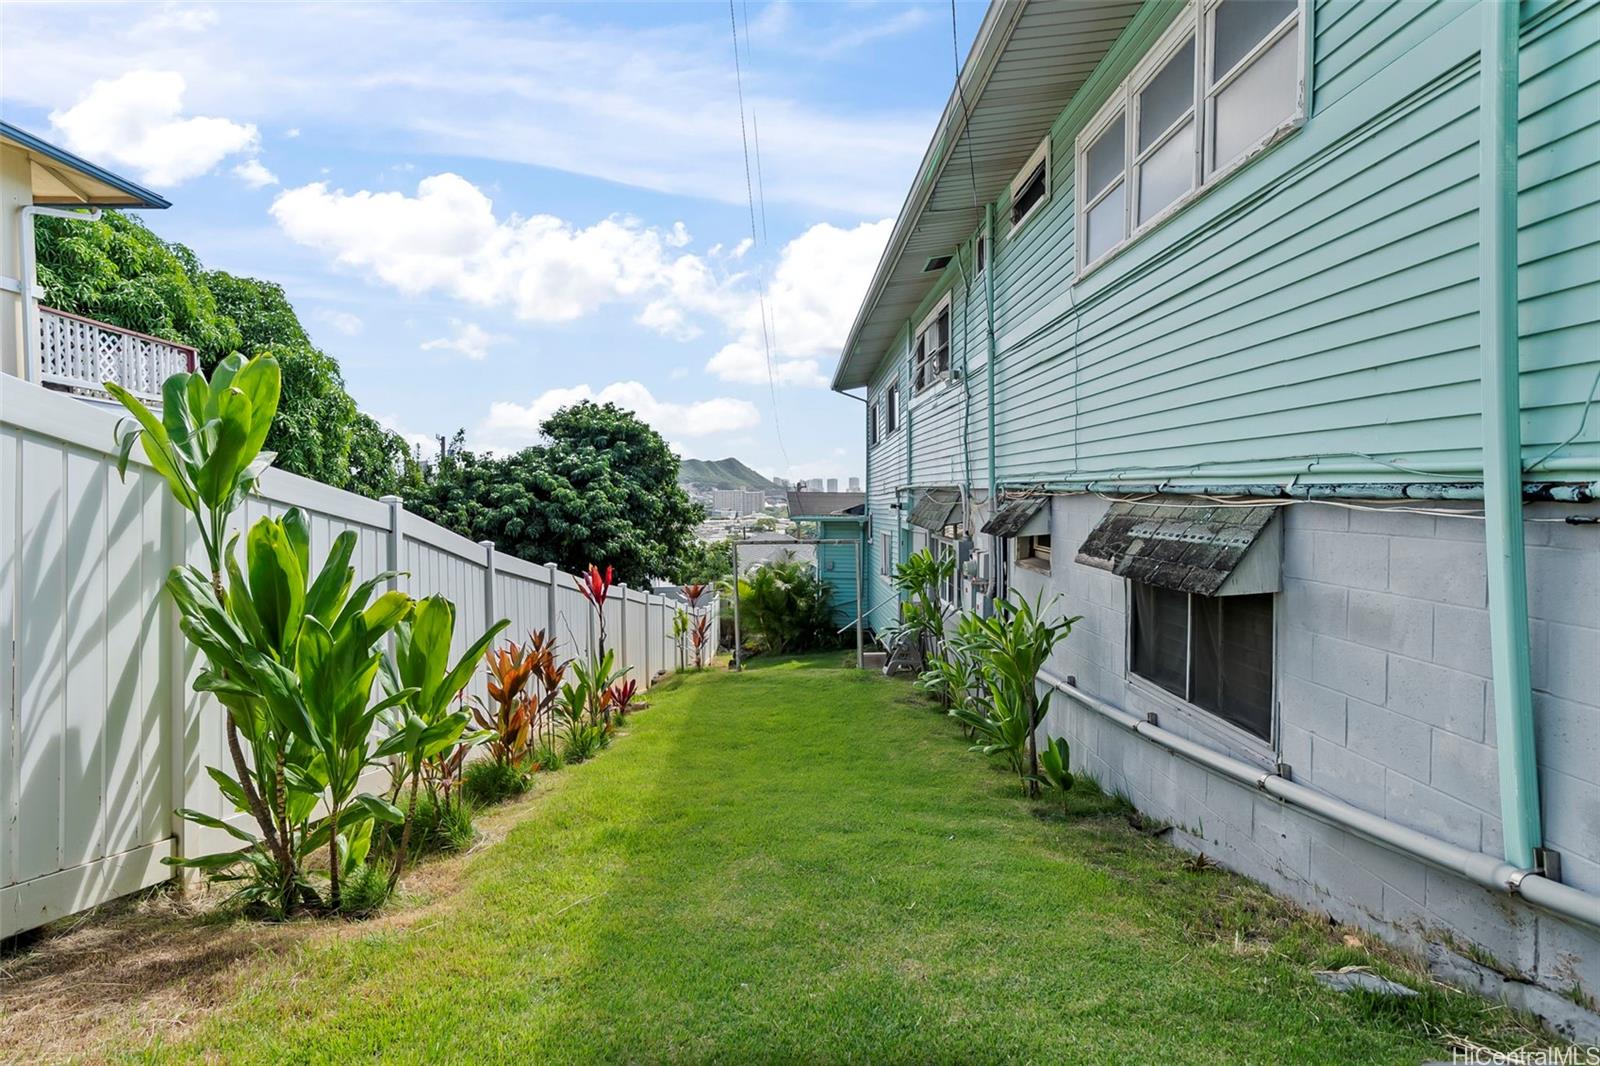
[1037,736,1075,814]
[379,595,508,890]
[165,508,414,913]
[108,353,287,883]
[673,608,691,670]
[949,595,1079,796]
[892,548,956,670]
[916,611,988,716]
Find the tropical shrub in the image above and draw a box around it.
[1038,736,1075,813]
[948,595,1079,795]
[690,614,712,668]
[575,564,615,657]
[561,721,610,763]
[165,509,413,913]
[673,608,691,670]
[474,639,539,766]
[339,860,393,917]
[608,678,640,719]
[378,789,474,859]
[378,595,507,889]
[529,739,565,773]
[462,757,531,807]
[892,548,956,669]
[734,560,840,654]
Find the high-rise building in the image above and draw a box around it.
[711,489,765,515]
[826,478,839,492]
[848,476,861,491]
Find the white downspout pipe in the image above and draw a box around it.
[18,204,100,383]
[1039,670,1600,932]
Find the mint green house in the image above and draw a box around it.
[835,0,1600,1031]
[786,489,866,627]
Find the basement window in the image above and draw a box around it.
[1130,583,1274,741]
[912,296,952,394]
[1010,137,1051,232]
[1075,0,1305,276]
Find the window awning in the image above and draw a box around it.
[980,496,1047,537]
[908,488,961,531]
[1075,502,1280,596]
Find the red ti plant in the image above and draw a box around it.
[607,678,639,719]
[682,583,709,609]
[473,640,538,766]
[690,614,711,669]
[575,564,615,657]
[526,629,567,753]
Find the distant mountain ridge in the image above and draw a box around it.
[677,457,779,491]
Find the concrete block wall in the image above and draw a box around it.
[1013,493,1600,1002]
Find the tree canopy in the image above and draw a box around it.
[402,404,706,586]
[36,211,705,583]
[34,211,412,496]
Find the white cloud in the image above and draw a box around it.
[4,4,930,214]
[270,170,888,388]
[48,70,258,186]
[314,309,363,336]
[285,127,301,138]
[420,320,508,361]
[373,412,438,458]
[480,381,759,452]
[703,218,892,387]
[232,158,278,188]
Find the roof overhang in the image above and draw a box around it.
[831,0,1142,392]
[1,121,171,209]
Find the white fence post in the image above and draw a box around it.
[165,487,194,881]
[617,583,629,676]
[381,496,405,595]
[546,562,560,657]
[480,540,497,631]
[643,593,653,686]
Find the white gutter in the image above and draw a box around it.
[18,204,100,384]
[1038,669,1600,932]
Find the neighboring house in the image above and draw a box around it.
[834,0,1599,1029]
[0,122,191,407]
[787,489,866,627]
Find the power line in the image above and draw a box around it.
[728,0,790,468]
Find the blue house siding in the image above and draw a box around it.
[811,517,864,627]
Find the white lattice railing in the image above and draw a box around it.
[37,306,197,403]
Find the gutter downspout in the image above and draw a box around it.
[19,204,101,384]
[983,203,1001,608]
[1479,0,1543,873]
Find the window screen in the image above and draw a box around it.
[1012,161,1047,226]
[1191,593,1274,740]
[1131,582,1187,698]
[1131,581,1273,740]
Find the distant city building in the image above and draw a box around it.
[711,489,765,515]
[826,478,839,492]
[848,476,861,491]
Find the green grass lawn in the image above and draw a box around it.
[132,654,1541,1063]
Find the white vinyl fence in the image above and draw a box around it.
[0,377,716,936]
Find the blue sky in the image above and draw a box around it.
[2,1,981,484]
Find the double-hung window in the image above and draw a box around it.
[879,532,892,576]
[885,379,900,433]
[868,401,880,447]
[912,296,952,394]
[1130,583,1274,741]
[1075,0,1304,274]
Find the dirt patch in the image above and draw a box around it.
[0,787,548,1065]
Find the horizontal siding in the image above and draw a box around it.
[853,0,1599,497]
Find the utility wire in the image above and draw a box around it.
[728,0,790,467]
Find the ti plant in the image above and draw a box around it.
[474,638,541,767]
[379,595,508,890]
[1037,736,1075,814]
[575,564,615,657]
[166,508,415,913]
[608,678,640,719]
[108,353,287,878]
[673,608,691,670]
[950,595,1079,795]
[690,614,711,669]
[892,548,956,670]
